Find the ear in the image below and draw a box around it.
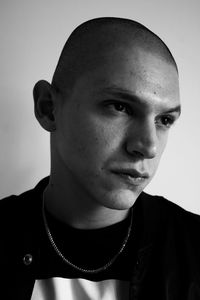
[33,80,58,132]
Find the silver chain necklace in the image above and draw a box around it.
[42,195,133,274]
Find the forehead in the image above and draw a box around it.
[72,46,180,110]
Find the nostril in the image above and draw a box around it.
[132,150,144,158]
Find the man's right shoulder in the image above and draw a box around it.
[0,190,36,231]
[0,177,49,226]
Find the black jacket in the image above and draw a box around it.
[1,177,200,299]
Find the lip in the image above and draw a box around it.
[111,169,150,186]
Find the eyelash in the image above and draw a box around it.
[155,115,176,129]
[105,101,133,115]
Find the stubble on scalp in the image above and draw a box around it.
[52,17,178,97]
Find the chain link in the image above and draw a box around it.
[42,195,133,274]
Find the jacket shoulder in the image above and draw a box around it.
[141,192,200,258]
[0,177,49,251]
[0,190,33,225]
[141,191,200,224]
[0,177,49,222]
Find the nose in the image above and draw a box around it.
[125,120,157,159]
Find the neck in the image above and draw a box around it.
[43,176,129,230]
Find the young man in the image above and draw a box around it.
[1,17,200,299]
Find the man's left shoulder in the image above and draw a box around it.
[142,191,200,223]
[142,192,200,246]
[161,194,200,229]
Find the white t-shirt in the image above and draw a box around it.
[31,278,129,300]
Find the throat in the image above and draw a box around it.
[43,184,129,230]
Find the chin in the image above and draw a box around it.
[103,189,140,210]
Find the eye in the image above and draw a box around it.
[105,101,132,115]
[156,115,175,129]
[113,103,126,112]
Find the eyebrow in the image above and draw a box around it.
[101,87,181,116]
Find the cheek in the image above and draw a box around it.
[156,128,169,152]
[152,133,169,169]
[159,132,169,154]
[58,112,121,167]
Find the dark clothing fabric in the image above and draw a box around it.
[1,177,200,299]
[39,204,137,281]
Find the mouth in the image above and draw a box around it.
[111,169,150,186]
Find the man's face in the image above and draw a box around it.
[53,46,180,211]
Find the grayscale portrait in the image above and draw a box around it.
[0,1,200,299]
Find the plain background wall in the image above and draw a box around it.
[0,0,200,214]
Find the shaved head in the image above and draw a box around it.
[52,17,178,95]
[34,17,180,221]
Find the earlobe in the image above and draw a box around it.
[33,80,57,132]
